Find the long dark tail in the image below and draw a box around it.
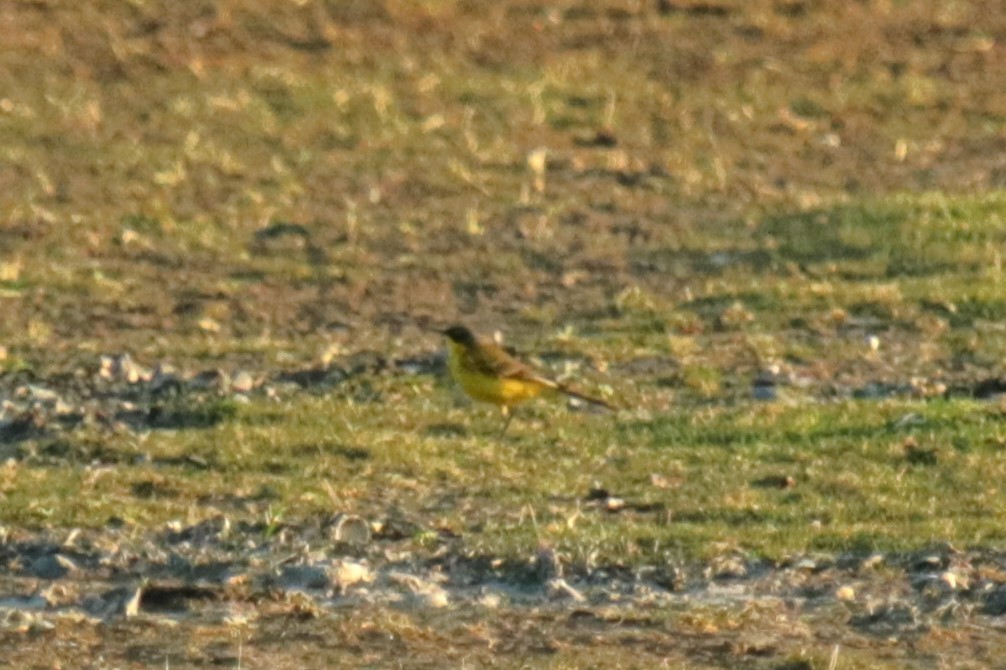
[558,384,615,410]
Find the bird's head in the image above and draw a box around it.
[441,324,478,346]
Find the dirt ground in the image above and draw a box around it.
[0,0,1003,363]
[1,1,1006,668]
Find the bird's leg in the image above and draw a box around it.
[500,405,514,436]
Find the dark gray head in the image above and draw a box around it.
[442,324,478,346]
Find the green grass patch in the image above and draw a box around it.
[9,374,1006,567]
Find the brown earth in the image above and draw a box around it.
[1,1,1006,668]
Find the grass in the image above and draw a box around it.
[9,365,1006,567]
[2,1,1006,667]
[0,3,1003,368]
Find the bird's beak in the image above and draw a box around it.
[421,323,448,337]
[415,318,443,334]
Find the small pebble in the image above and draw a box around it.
[231,370,255,394]
[330,560,374,590]
[478,591,503,609]
[331,514,372,546]
[605,496,626,512]
[30,554,77,580]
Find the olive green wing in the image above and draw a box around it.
[465,339,614,408]
[467,341,558,388]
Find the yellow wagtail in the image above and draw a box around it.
[439,324,613,433]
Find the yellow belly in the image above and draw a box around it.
[448,347,546,407]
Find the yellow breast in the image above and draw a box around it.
[447,343,547,407]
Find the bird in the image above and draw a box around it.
[438,324,613,433]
